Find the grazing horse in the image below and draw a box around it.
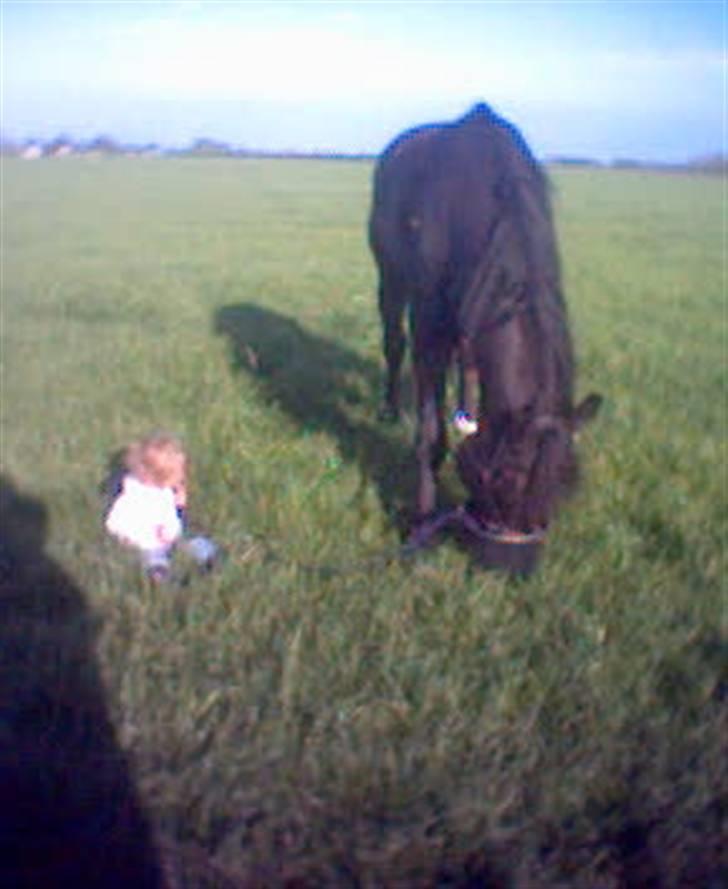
[369,103,601,547]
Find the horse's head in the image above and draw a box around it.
[456,394,601,532]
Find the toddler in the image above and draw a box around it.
[105,433,217,582]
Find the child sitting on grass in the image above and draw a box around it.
[105,432,218,582]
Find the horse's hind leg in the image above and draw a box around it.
[377,269,407,422]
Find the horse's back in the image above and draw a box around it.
[370,104,548,286]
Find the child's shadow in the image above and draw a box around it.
[215,302,433,533]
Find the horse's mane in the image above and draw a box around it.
[457,106,575,413]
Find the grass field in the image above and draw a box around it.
[1,156,725,886]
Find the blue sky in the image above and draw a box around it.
[2,0,724,161]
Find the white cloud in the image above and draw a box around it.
[106,17,722,116]
[113,21,434,102]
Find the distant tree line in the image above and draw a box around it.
[0,134,162,158]
[1,133,725,172]
[547,153,727,175]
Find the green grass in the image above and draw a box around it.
[2,157,725,885]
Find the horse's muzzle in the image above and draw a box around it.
[404,506,545,576]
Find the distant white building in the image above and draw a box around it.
[21,143,43,160]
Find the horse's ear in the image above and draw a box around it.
[572,393,602,431]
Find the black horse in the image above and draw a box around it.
[369,104,601,561]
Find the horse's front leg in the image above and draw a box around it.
[413,354,449,518]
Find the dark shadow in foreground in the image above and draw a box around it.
[0,477,249,889]
[0,475,165,888]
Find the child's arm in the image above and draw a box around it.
[173,482,188,533]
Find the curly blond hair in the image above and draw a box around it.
[124,433,187,489]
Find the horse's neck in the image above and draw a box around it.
[480,308,571,418]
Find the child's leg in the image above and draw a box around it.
[179,536,219,570]
[141,547,173,582]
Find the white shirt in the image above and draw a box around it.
[105,475,183,551]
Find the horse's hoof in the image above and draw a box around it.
[402,526,435,555]
[404,509,460,552]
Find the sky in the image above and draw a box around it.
[1,0,725,162]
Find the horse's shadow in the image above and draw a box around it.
[215,302,447,534]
